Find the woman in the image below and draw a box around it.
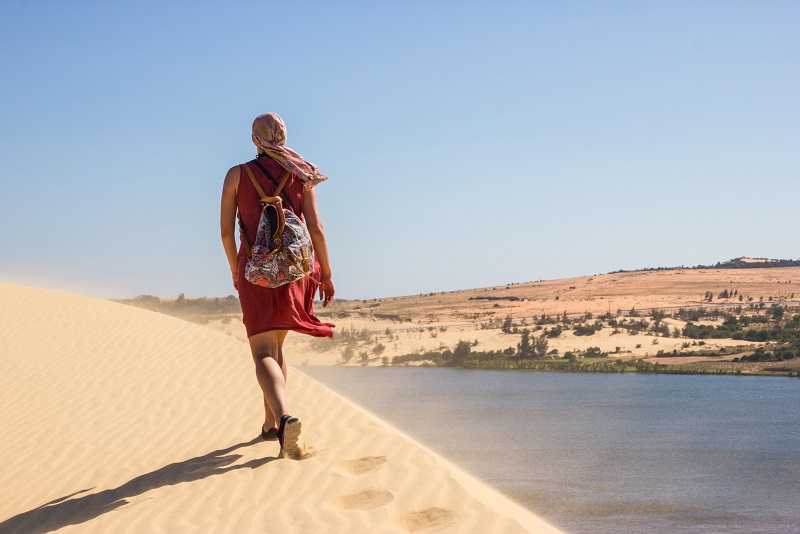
[220,113,335,459]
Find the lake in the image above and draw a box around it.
[301,367,800,533]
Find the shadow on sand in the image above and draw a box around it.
[0,437,272,533]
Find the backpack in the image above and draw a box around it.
[239,162,316,288]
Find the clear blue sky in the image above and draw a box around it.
[1,1,797,300]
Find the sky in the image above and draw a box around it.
[1,1,798,301]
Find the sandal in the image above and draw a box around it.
[277,414,302,459]
[261,425,279,441]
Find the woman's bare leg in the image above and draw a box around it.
[260,331,289,429]
[249,330,290,429]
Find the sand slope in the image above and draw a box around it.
[0,284,561,533]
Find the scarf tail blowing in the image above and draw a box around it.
[251,113,328,189]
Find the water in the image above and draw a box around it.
[301,367,800,534]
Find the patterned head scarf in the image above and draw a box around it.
[251,112,328,189]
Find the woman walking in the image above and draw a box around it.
[220,113,335,459]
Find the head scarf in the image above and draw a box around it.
[251,112,328,189]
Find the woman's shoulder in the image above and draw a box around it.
[223,163,243,188]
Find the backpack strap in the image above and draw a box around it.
[274,171,291,197]
[252,159,292,208]
[242,163,267,199]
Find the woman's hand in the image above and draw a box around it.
[319,277,335,307]
[232,271,238,291]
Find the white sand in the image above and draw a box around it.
[0,284,562,533]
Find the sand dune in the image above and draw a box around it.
[0,284,561,533]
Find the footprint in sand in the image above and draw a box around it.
[336,456,388,476]
[395,507,456,533]
[332,488,394,510]
[332,457,393,511]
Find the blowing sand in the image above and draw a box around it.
[0,284,561,533]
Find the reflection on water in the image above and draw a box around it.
[302,368,800,534]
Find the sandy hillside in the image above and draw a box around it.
[334,267,800,322]
[0,284,561,534]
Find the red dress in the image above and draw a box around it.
[236,156,335,338]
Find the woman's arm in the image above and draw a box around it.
[220,165,240,290]
[302,186,335,306]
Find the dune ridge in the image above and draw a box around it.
[0,284,561,533]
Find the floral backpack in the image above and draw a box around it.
[239,162,316,288]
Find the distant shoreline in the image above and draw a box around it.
[452,358,800,378]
